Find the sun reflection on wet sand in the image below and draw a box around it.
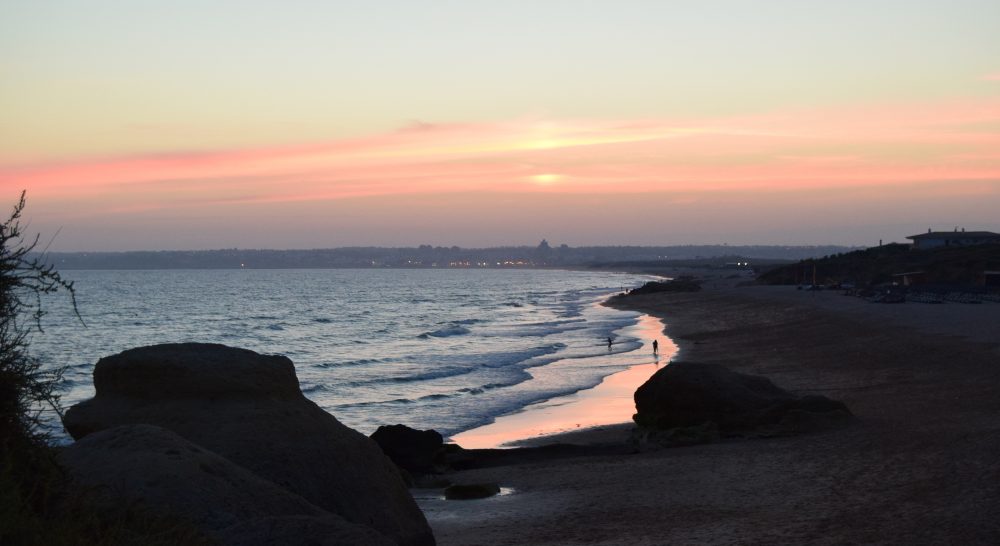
[450,314,676,448]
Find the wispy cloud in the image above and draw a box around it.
[4,98,999,216]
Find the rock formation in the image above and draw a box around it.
[444,483,501,500]
[59,424,393,545]
[63,343,434,546]
[370,424,444,474]
[633,361,850,435]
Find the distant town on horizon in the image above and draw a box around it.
[39,242,864,270]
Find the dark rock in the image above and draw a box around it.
[371,424,444,474]
[444,483,501,500]
[58,425,391,546]
[626,277,702,295]
[95,343,302,400]
[633,361,851,435]
[63,343,434,546]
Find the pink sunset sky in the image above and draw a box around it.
[2,1,999,250]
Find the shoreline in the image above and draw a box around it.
[421,282,1000,544]
[444,269,722,449]
[449,313,675,449]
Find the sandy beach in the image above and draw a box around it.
[420,282,1000,545]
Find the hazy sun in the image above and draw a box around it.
[531,173,564,185]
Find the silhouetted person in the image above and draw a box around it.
[607,336,613,350]
[652,339,659,354]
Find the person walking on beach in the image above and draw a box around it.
[607,336,613,350]
[652,339,659,354]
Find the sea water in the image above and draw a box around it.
[34,268,657,440]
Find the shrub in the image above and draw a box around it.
[0,192,212,545]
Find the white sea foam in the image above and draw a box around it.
[417,324,471,338]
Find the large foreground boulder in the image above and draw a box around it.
[63,343,433,546]
[59,424,392,545]
[634,361,850,434]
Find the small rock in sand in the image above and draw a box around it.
[444,483,501,500]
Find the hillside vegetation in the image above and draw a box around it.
[756,243,1000,287]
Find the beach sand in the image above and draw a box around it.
[419,283,1000,545]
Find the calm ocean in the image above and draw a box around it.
[34,269,656,440]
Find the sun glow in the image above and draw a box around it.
[531,173,564,186]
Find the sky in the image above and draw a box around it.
[2,0,999,251]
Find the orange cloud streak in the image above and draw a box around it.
[3,98,999,216]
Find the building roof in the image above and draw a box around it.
[906,231,1000,241]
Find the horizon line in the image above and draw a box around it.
[39,242,873,255]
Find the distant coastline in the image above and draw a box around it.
[37,243,857,270]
